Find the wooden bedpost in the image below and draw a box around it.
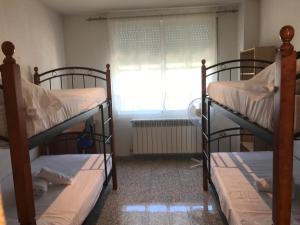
[106,64,118,190]
[33,67,40,85]
[273,25,296,225]
[0,42,36,225]
[201,59,208,191]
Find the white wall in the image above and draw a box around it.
[0,0,65,81]
[64,16,110,69]
[0,0,66,180]
[218,12,239,62]
[259,0,300,49]
[64,12,239,156]
[213,12,240,152]
[238,0,260,51]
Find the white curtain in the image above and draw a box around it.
[108,14,217,119]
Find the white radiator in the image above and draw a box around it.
[131,119,201,154]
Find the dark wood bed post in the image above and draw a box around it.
[273,25,296,225]
[201,59,208,191]
[0,42,36,225]
[33,67,40,85]
[106,64,118,190]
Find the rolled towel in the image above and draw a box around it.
[33,177,48,197]
[37,167,72,185]
[255,177,272,192]
[26,107,40,119]
[255,177,296,199]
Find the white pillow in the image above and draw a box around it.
[21,79,63,119]
[32,177,48,197]
[37,167,72,185]
[0,78,63,118]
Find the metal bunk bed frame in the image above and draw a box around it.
[0,41,117,225]
[201,25,299,225]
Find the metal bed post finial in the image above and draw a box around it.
[33,67,40,85]
[201,59,206,97]
[201,59,206,70]
[280,25,294,57]
[2,41,16,64]
[106,64,111,99]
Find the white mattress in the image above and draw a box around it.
[207,63,300,132]
[1,154,112,225]
[211,151,300,225]
[0,87,106,139]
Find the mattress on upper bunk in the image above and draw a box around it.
[1,154,112,225]
[211,151,300,225]
[207,62,300,132]
[0,78,107,138]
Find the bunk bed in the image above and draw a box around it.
[0,41,117,225]
[201,25,299,225]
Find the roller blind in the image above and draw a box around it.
[108,14,216,117]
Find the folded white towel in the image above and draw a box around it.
[37,167,72,185]
[255,177,272,192]
[33,177,48,197]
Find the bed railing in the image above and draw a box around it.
[205,59,272,82]
[33,66,109,89]
[209,127,252,150]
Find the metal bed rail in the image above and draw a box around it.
[205,59,272,82]
[33,66,108,90]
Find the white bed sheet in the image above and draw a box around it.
[1,154,112,225]
[207,63,300,132]
[0,87,106,138]
[211,151,300,225]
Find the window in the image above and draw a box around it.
[108,14,216,118]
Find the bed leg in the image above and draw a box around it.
[201,59,208,191]
[203,157,208,191]
[111,151,118,190]
[106,64,118,190]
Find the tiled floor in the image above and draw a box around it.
[84,158,225,225]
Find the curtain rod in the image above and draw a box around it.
[86,9,237,21]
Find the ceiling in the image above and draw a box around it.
[40,0,240,15]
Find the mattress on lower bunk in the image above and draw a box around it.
[211,151,300,225]
[207,62,300,132]
[0,87,106,139]
[1,154,112,225]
